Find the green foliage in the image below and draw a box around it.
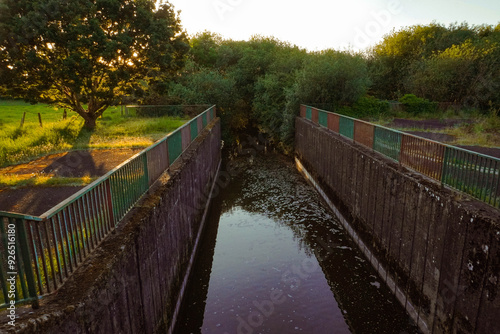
[252,46,308,145]
[369,22,500,107]
[399,94,438,115]
[337,96,390,118]
[408,38,500,109]
[0,0,189,129]
[294,50,371,107]
[190,31,223,68]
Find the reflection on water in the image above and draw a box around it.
[175,154,419,334]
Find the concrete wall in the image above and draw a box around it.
[295,117,500,334]
[0,119,221,333]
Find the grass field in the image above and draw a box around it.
[0,100,189,167]
[373,108,500,147]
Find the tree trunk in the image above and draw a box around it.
[83,116,97,130]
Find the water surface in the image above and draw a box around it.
[175,154,419,334]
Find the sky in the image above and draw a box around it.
[164,0,500,51]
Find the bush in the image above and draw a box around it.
[353,96,390,117]
[334,96,389,119]
[399,94,438,115]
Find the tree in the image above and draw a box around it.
[0,0,189,129]
[294,50,370,107]
[189,31,222,69]
[368,23,476,99]
[409,38,500,109]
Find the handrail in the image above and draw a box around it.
[300,104,500,209]
[0,105,217,309]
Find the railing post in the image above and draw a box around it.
[104,179,116,226]
[16,218,39,308]
[142,154,149,192]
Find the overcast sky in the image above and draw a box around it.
[165,0,500,51]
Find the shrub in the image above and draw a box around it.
[334,96,390,119]
[353,96,390,117]
[399,94,438,115]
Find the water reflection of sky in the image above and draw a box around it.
[175,154,420,334]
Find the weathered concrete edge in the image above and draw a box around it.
[295,157,430,334]
[166,158,221,334]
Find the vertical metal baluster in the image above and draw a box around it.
[42,221,57,291]
[27,221,43,294]
[70,204,84,262]
[480,157,488,201]
[117,169,125,219]
[134,158,140,199]
[97,184,108,235]
[493,160,500,208]
[83,193,96,249]
[483,158,494,204]
[62,208,78,269]
[77,197,91,254]
[34,222,50,294]
[16,219,39,307]
[50,217,64,285]
[132,159,139,203]
[55,213,70,278]
[0,218,9,303]
[457,150,467,191]
[91,187,103,240]
[466,154,478,196]
[102,179,114,228]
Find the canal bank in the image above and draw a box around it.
[295,116,500,334]
[174,153,419,334]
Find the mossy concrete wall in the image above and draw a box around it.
[0,119,221,333]
[295,117,499,334]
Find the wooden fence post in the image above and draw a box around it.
[20,111,26,127]
[38,113,43,127]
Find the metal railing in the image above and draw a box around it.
[0,106,217,309]
[300,104,500,209]
[124,104,211,118]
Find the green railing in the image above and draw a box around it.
[0,105,217,309]
[300,104,500,209]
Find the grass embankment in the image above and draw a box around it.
[0,100,189,167]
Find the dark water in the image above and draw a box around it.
[174,154,419,334]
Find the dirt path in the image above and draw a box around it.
[0,148,143,216]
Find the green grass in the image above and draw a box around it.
[0,101,189,167]
[0,99,75,125]
[0,174,97,188]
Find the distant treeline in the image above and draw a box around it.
[141,23,499,148]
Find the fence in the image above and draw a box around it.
[124,104,211,118]
[300,105,500,209]
[0,106,217,309]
